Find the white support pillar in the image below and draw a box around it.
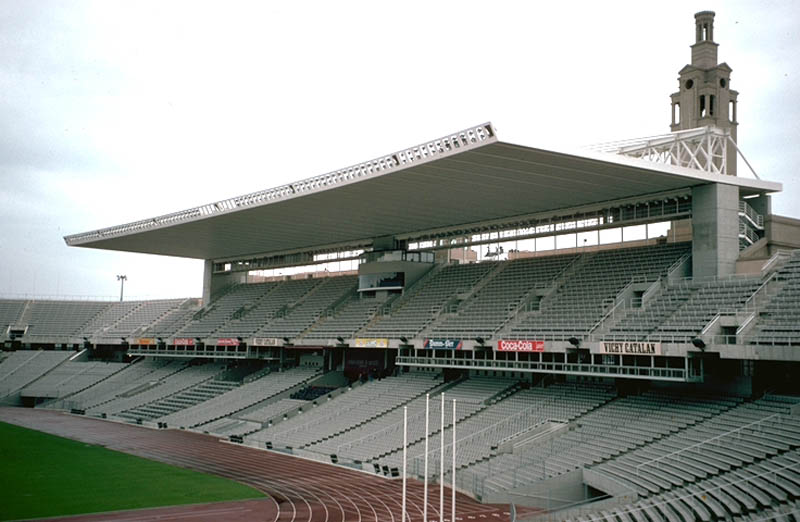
[424,393,429,522]
[451,398,457,522]
[440,393,445,520]
[402,406,408,522]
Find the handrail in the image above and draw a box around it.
[635,413,780,473]
[742,271,775,311]
[700,313,722,335]
[738,200,765,228]
[761,249,792,273]
[736,311,756,335]
[665,251,692,276]
[589,298,625,333]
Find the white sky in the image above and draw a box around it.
[1,0,798,299]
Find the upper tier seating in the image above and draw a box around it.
[214,279,321,337]
[78,301,141,337]
[99,299,186,337]
[750,251,800,345]
[649,277,762,341]
[24,301,111,338]
[508,243,690,338]
[0,299,187,340]
[0,300,26,331]
[427,254,577,340]
[608,276,762,342]
[175,283,278,338]
[302,297,380,340]
[252,276,357,338]
[362,262,498,338]
[142,306,200,338]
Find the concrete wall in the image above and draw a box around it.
[767,214,800,252]
[692,183,739,277]
[202,260,247,305]
[358,259,432,289]
[483,468,587,509]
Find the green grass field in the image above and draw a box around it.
[0,421,265,520]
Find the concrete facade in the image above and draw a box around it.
[691,183,739,277]
[202,259,246,305]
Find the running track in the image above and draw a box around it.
[0,408,538,522]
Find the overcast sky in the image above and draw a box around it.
[1,1,798,300]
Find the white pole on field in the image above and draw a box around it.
[402,405,407,522]
[440,392,445,521]
[423,393,429,522]
[452,398,456,522]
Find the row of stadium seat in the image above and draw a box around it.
[0,349,73,398]
[3,245,799,345]
[0,298,190,340]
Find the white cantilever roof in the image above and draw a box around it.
[64,122,781,261]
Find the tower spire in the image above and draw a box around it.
[670,11,738,175]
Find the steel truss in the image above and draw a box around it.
[591,126,759,179]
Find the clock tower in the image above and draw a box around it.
[670,11,739,175]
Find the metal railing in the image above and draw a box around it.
[635,413,781,475]
[739,200,765,228]
[396,356,692,381]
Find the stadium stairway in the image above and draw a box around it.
[250,373,446,451]
[117,373,239,422]
[79,359,189,413]
[492,251,597,340]
[176,367,322,432]
[97,361,223,420]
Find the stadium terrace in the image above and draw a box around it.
[3,11,800,522]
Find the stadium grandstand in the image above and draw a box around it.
[3,10,800,522]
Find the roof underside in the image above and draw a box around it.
[65,123,781,261]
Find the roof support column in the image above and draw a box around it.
[202,260,245,305]
[691,183,739,277]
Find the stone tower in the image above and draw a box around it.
[670,11,739,175]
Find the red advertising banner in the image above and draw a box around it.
[217,338,241,347]
[173,338,195,346]
[496,340,545,352]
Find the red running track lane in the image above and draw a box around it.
[0,408,539,522]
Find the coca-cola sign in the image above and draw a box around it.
[496,340,545,352]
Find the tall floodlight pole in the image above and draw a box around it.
[452,398,457,522]
[423,393,429,522]
[440,393,445,520]
[116,274,127,302]
[402,406,408,522]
